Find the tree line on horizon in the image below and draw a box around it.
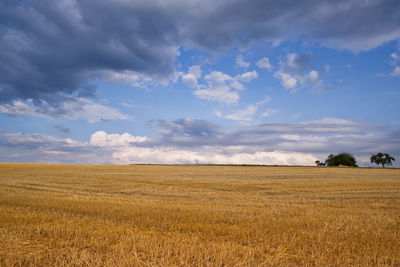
[315,152,396,168]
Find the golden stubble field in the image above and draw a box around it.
[0,163,399,266]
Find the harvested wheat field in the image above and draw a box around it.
[0,163,399,266]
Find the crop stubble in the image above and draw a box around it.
[0,163,399,266]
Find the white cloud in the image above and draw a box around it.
[307,70,322,87]
[215,95,271,121]
[181,65,202,88]
[193,70,258,104]
[78,118,400,166]
[90,131,149,147]
[0,98,129,123]
[112,146,318,165]
[274,71,297,89]
[274,53,323,92]
[257,57,272,70]
[390,53,400,62]
[216,96,271,121]
[1,118,399,167]
[193,71,240,105]
[286,53,299,68]
[236,55,250,68]
[237,71,258,82]
[391,66,400,77]
[222,104,258,121]
[262,108,276,117]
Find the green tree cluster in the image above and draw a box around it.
[315,160,326,166]
[325,153,358,167]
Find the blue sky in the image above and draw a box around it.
[0,0,399,166]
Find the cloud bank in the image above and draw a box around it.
[1,118,399,167]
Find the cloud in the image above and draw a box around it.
[257,57,272,70]
[104,70,154,88]
[237,71,258,82]
[1,118,399,166]
[0,132,101,164]
[216,96,271,121]
[274,52,324,92]
[262,108,276,117]
[220,104,258,121]
[111,146,318,166]
[90,131,149,146]
[236,55,250,68]
[193,70,258,104]
[390,53,400,62]
[391,66,400,77]
[1,0,400,112]
[275,71,298,89]
[0,97,129,123]
[181,65,202,88]
[193,71,240,104]
[157,118,220,137]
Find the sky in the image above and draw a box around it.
[0,0,399,167]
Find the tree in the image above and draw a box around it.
[325,153,358,167]
[370,153,395,168]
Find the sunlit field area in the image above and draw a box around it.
[0,163,399,266]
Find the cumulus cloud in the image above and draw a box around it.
[0,97,129,123]
[275,71,298,90]
[111,146,318,166]
[391,66,400,77]
[193,70,258,104]
[181,65,202,88]
[257,57,273,70]
[237,71,258,82]
[1,118,399,166]
[1,0,400,112]
[274,52,325,92]
[90,131,149,146]
[236,55,250,68]
[390,53,400,62]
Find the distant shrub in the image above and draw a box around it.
[315,160,326,166]
[325,153,358,167]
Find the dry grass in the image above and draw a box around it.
[0,163,399,266]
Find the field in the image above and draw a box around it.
[0,163,399,266]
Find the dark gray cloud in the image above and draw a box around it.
[1,0,400,108]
